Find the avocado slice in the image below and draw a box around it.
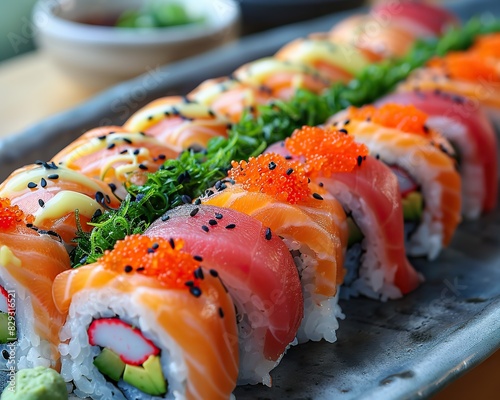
[347,217,364,247]
[0,312,15,344]
[93,347,126,382]
[402,191,423,222]
[123,355,167,396]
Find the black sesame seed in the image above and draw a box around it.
[108,183,117,192]
[138,164,148,170]
[189,287,202,297]
[40,178,47,188]
[47,174,59,180]
[225,223,236,229]
[286,168,293,175]
[147,115,154,120]
[120,149,128,154]
[147,248,155,254]
[152,243,159,250]
[268,161,277,170]
[27,182,37,189]
[357,155,363,166]
[265,227,272,240]
[194,267,204,280]
[201,225,209,232]
[79,256,88,264]
[339,129,348,134]
[133,149,141,156]
[285,155,293,160]
[137,267,145,272]
[97,135,106,140]
[208,219,217,226]
[124,265,133,273]
[313,193,324,200]
[122,138,133,144]
[218,307,224,318]
[169,238,175,249]
[158,154,166,160]
[193,255,203,262]
[95,191,104,204]
[194,198,201,205]
[209,269,218,277]
[161,214,170,222]
[185,280,194,287]
[215,213,223,219]
[92,209,102,219]
[344,119,350,125]
[181,195,192,204]
[38,199,45,207]
[107,143,116,150]
[319,182,324,187]
[190,208,199,217]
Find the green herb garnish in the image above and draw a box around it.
[70,16,500,267]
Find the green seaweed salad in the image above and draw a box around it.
[71,16,500,267]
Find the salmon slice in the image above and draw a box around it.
[53,235,238,400]
[0,198,70,369]
[233,58,331,100]
[0,163,120,244]
[276,38,370,83]
[188,77,273,123]
[124,96,230,149]
[52,126,179,197]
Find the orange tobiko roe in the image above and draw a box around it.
[471,33,500,59]
[100,235,201,290]
[229,153,310,204]
[285,126,369,178]
[348,104,430,135]
[0,197,34,230]
[427,52,500,82]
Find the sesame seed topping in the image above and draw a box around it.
[161,214,170,222]
[185,280,194,287]
[225,223,236,229]
[108,183,117,192]
[201,225,209,232]
[169,238,175,249]
[286,168,294,175]
[219,307,224,318]
[181,195,192,204]
[193,255,203,262]
[133,149,140,155]
[209,269,218,277]
[194,267,204,280]
[190,208,199,217]
[97,135,106,140]
[357,155,363,166]
[138,164,148,170]
[215,213,223,219]
[189,286,202,297]
[124,265,133,273]
[93,209,102,219]
[107,143,116,150]
[268,162,277,170]
[339,129,348,134]
[27,182,37,189]
[265,227,272,240]
[40,178,47,188]
[194,198,201,205]
[122,138,133,144]
[208,219,217,226]
[120,149,128,154]
[38,199,45,207]
[47,174,59,180]
[312,193,324,200]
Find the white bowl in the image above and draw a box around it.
[33,0,240,88]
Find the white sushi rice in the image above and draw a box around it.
[0,270,55,370]
[427,115,485,219]
[59,288,187,400]
[324,181,403,301]
[282,237,344,344]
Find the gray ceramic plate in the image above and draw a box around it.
[1,0,499,398]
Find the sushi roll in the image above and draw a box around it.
[0,198,70,370]
[123,96,230,150]
[202,153,348,343]
[233,58,331,100]
[0,163,120,245]
[378,90,498,219]
[268,127,421,300]
[399,36,500,127]
[52,235,239,399]
[188,77,273,123]
[52,126,179,198]
[144,205,303,386]
[326,104,462,259]
[275,38,370,83]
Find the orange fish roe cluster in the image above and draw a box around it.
[100,235,201,290]
[0,197,34,231]
[471,33,500,59]
[229,153,310,204]
[427,52,500,82]
[285,126,369,178]
[348,104,430,135]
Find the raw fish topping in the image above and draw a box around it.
[471,33,500,58]
[100,235,202,291]
[347,104,430,135]
[427,52,500,82]
[229,153,310,204]
[0,197,34,230]
[285,126,369,177]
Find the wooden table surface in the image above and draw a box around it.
[1,50,499,399]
